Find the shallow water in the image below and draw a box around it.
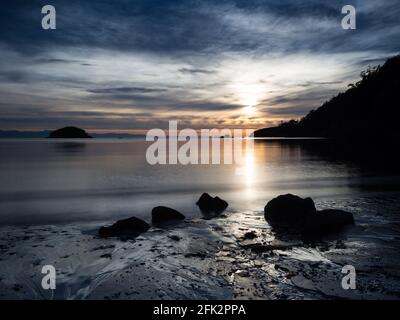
[0,138,400,226]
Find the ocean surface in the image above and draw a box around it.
[0,138,400,226]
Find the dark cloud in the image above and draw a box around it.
[171,101,242,112]
[356,56,392,66]
[0,69,93,86]
[85,91,242,112]
[179,68,216,75]
[34,58,94,66]
[260,87,342,117]
[35,58,81,64]
[87,87,168,94]
[1,0,398,56]
[298,81,343,88]
[0,71,30,83]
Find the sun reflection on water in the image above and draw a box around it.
[243,153,255,186]
[235,145,257,201]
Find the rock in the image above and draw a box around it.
[196,193,228,218]
[99,217,150,238]
[184,252,207,259]
[264,194,316,227]
[168,235,181,241]
[151,206,185,225]
[242,241,295,253]
[235,270,250,277]
[243,231,257,240]
[264,194,355,237]
[48,126,92,138]
[304,209,355,235]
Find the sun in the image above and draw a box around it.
[236,85,263,116]
[243,105,257,115]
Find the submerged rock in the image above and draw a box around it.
[264,194,354,237]
[99,217,150,238]
[196,193,228,218]
[151,206,185,225]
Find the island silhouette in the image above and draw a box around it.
[254,55,400,139]
[48,126,92,138]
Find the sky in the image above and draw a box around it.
[0,0,399,133]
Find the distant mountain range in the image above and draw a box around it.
[0,130,51,138]
[0,129,144,139]
[254,55,400,139]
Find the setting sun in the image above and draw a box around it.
[243,105,257,115]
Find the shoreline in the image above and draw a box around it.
[1,209,400,300]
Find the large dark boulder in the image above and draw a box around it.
[196,193,228,218]
[151,206,185,225]
[264,194,316,227]
[99,216,150,238]
[264,194,355,237]
[48,126,92,138]
[303,209,355,235]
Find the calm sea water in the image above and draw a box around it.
[0,138,400,226]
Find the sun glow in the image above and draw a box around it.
[231,80,265,116]
[243,105,256,115]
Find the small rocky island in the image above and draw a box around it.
[48,126,92,138]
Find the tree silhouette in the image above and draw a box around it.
[254,55,400,140]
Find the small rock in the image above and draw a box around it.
[235,270,250,277]
[184,252,207,259]
[196,193,228,218]
[99,216,150,239]
[243,231,257,240]
[168,235,181,241]
[151,206,185,225]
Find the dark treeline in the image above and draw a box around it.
[255,55,400,140]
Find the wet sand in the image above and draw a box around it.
[1,209,400,300]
